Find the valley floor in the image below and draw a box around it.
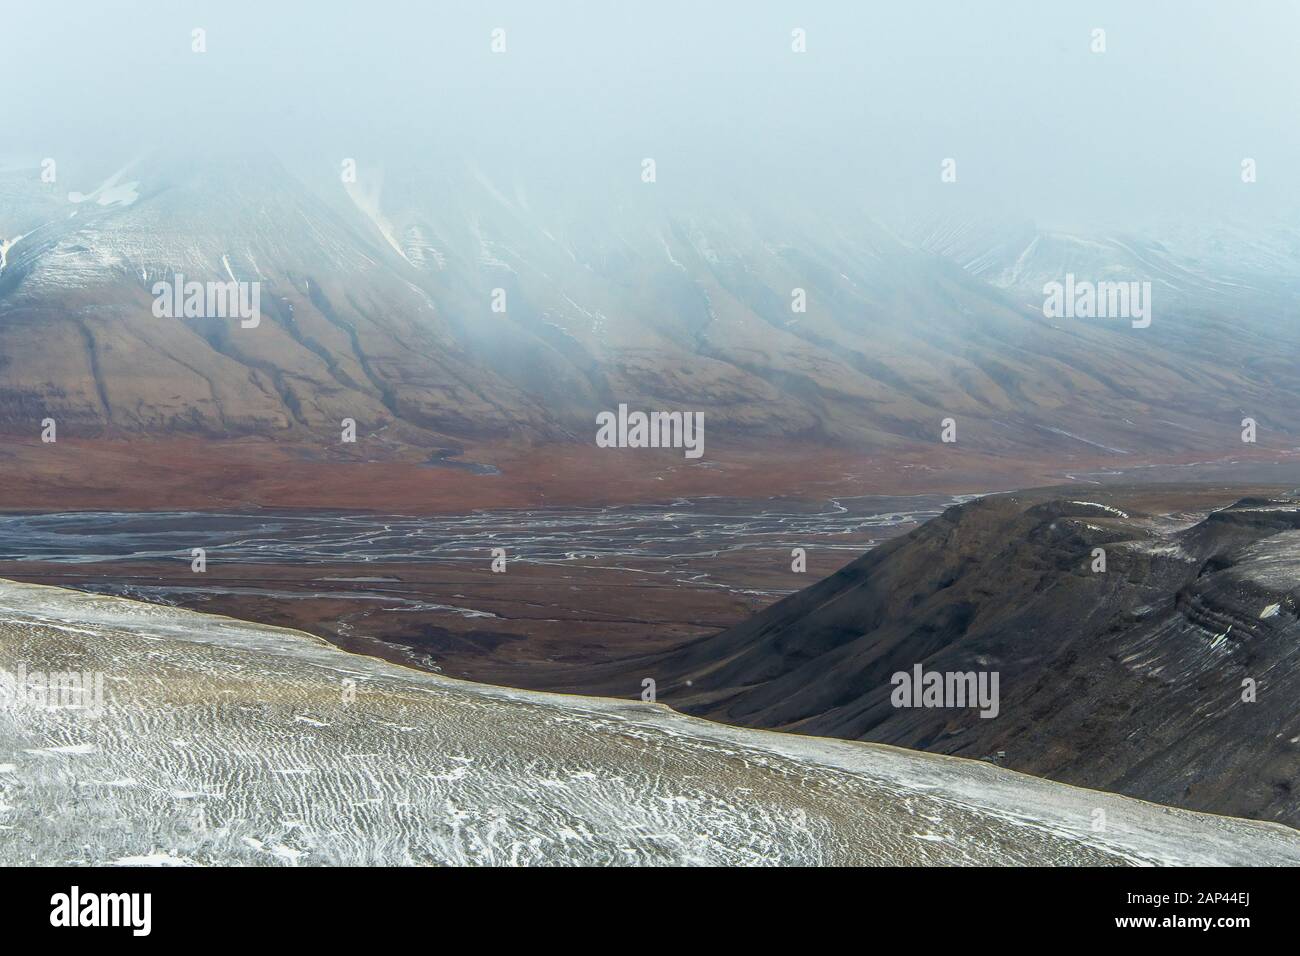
[1,434,1297,512]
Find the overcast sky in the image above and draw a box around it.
[5,0,1298,229]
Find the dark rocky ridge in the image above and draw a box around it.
[575,487,1300,827]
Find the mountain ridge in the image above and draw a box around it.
[3,153,1297,458]
[567,486,1300,827]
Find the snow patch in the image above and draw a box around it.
[1069,501,1130,518]
[67,168,140,208]
[0,233,25,272]
[24,743,98,756]
[109,852,196,867]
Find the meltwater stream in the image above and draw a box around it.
[0,494,974,567]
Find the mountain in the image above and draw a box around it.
[2,154,1298,460]
[594,487,1300,828]
[2,577,1297,865]
[909,215,1300,311]
[0,156,549,446]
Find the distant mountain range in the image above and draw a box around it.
[2,154,1298,457]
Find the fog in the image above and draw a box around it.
[4,0,1298,229]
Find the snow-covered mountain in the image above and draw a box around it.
[908,214,1300,311]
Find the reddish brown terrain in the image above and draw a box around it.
[2,434,1297,513]
[0,553,791,690]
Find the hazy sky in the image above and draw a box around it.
[6,0,1298,229]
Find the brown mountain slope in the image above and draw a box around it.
[3,155,1298,457]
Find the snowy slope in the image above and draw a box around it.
[1,579,1296,866]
